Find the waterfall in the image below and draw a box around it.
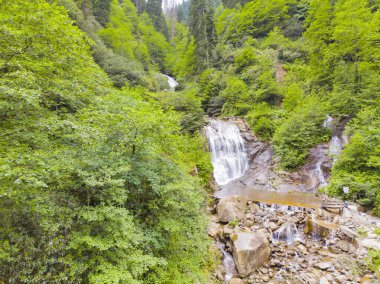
[272,222,302,244]
[323,115,334,129]
[315,160,328,188]
[217,242,237,282]
[329,136,342,160]
[161,74,179,89]
[205,119,249,185]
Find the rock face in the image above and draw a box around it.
[231,232,270,276]
[217,196,248,223]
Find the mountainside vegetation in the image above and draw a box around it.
[0,0,213,282]
[0,0,379,282]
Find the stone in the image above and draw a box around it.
[244,220,254,227]
[297,244,308,255]
[333,215,340,224]
[269,222,278,230]
[249,203,259,214]
[218,196,248,223]
[335,274,348,284]
[223,227,234,238]
[270,259,283,267]
[207,222,222,238]
[336,240,351,252]
[262,275,269,282]
[231,232,270,277]
[314,262,331,270]
[245,213,254,220]
[299,272,319,284]
[305,217,339,238]
[340,225,360,240]
[362,238,380,250]
[228,278,243,284]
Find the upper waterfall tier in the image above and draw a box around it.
[205,119,249,185]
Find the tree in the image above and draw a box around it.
[146,0,169,38]
[189,0,216,71]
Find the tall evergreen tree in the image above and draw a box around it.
[92,0,111,26]
[189,0,215,71]
[146,0,169,38]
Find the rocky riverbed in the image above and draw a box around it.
[209,197,380,283]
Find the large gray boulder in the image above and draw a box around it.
[217,196,248,223]
[231,232,270,276]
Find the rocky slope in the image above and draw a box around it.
[207,118,380,284]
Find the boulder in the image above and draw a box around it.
[305,217,339,238]
[231,232,270,276]
[218,196,248,223]
[340,225,359,240]
[336,240,351,252]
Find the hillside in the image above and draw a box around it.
[0,0,379,283]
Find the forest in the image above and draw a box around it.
[0,0,379,283]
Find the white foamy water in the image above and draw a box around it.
[205,119,249,185]
[162,74,179,89]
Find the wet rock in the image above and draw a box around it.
[305,217,339,238]
[218,196,248,223]
[231,232,270,277]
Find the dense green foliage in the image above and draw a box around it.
[1,0,380,282]
[0,0,212,282]
[182,0,380,213]
[328,107,380,212]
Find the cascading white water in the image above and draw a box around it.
[161,74,179,89]
[329,136,342,160]
[217,242,237,282]
[323,115,334,129]
[315,160,328,188]
[272,222,302,244]
[205,119,249,185]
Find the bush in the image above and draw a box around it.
[246,102,283,141]
[273,97,329,170]
[234,47,257,73]
[367,250,380,277]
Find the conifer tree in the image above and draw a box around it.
[189,0,215,71]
